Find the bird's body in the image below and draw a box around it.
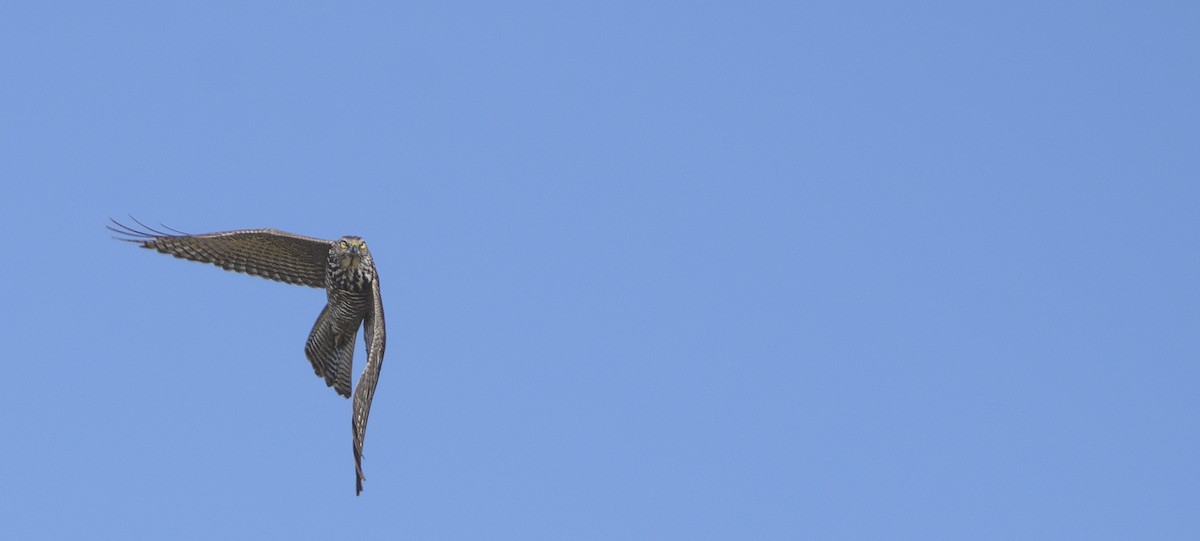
[109,219,387,495]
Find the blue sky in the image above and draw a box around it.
[1,1,1196,538]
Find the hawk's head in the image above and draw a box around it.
[329,236,375,292]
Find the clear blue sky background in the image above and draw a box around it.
[1,2,1196,539]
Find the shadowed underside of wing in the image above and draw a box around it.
[353,277,387,495]
[109,218,332,288]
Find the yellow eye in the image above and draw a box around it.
[340,240,349,249]
[359,241,366,249]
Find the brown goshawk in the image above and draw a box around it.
[109,218,388,495]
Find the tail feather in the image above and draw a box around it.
[305,304,354,397]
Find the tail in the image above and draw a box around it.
[304,304,355,397]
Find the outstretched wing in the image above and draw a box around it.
[109,218,332,288]
[352,276,387,495]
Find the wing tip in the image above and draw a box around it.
[353,419,367,495]
[107,216,187,245]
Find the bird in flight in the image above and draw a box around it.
[109,218,387,495]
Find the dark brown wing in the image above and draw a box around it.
[109,218,332,288]
[352,276,387,495]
